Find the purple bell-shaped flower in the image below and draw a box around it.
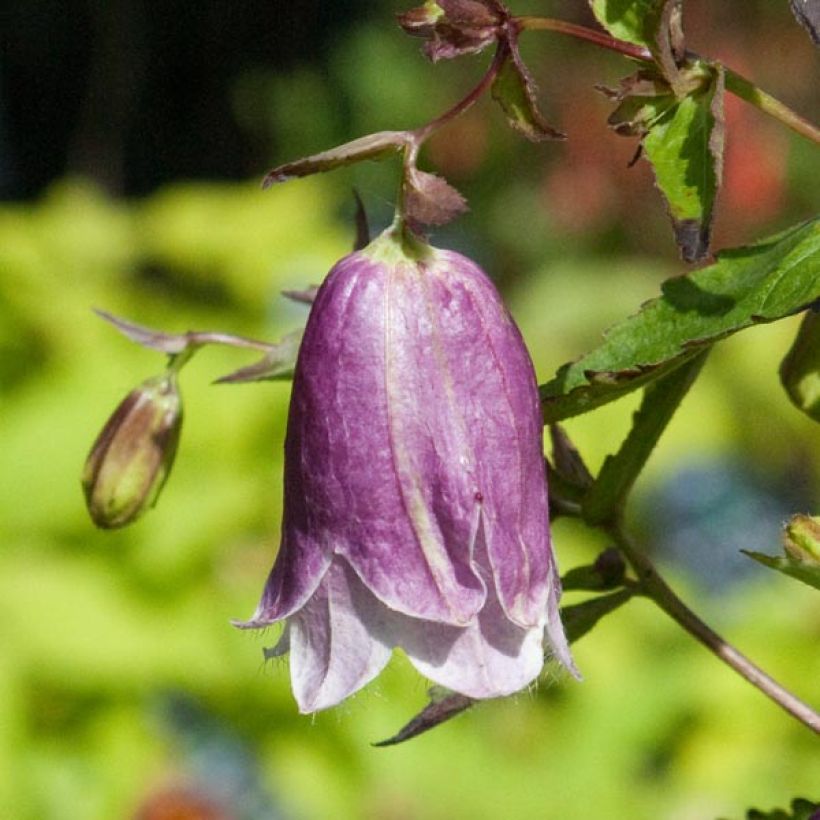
[236,226,578,712]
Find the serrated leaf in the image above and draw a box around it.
[743,552,820,592]
[261,132,407,188]
[491,46,565,141]
[541,218,820,422]
[403,169,468,227]
[642,63,725,261]
[589,0,684,88]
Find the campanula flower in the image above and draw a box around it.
[237,226,577,712]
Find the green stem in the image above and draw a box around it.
[609,524,820,734]
[724,68,820,145]
[583,353,707,526]
[516,16,820,145]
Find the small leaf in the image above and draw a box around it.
[403,169,468,227]
[589,0,686,89]
[491,44,565,141]
[352,190,371,251]
[541,218,820,422]
[375,586,634,746]
[373,689,473,746]
[398,0,503,61]
[742,551,820,592]
[589,0,665,47]
[95,309,192,354]
[561,589,636,644]
[262,131,408,188]
[214,331,303,383]
[282,286,320,305]
[779,307,820,422]
[789,0,820,45]
[549,424,594,490]
[642,63,725,262]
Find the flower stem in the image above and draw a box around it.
[723,68,820,145]
[410,44,507,147]
[609,523,820,734]
[516,16,652,61]
[516,16,820,145]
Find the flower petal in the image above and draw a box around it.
[289,250,487,625]
[395,575,546,699]
[288,558,393,713]
[429,251,553,627]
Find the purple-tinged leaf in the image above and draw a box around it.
[641,63,724,262]
[398,0,504,61]
[789,0,820,45]
[403,169,468,227]
[589,0,686,90]
[282,286,320,305]
[352,190,371,251]
[549,424,593,490]
[96,309,280,359]
[215,331,303,384]
[262,132,408,189]
[375,584,631,745]
[491,44,565,141]
[437,0,502,26]
[373,689,474,746]
[95,309,192,354]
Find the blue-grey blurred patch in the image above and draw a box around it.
[639,458,811,592]
[144,692,289,820]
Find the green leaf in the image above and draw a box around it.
[561,589,636,644]
[491,43,565,141]
[642,63,725,261]
[742,551,820,592]
[589,0,666,48]
[541,218,820,422]
[779,308,820,421]
[739,798,820,820]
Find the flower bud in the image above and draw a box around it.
[82,372,182,529]
[783,514,820,564]
[236,226,578,713]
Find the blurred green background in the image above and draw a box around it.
[1,2,818,819]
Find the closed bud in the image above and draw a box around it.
[783,514,820,564]
[82,372,182,529]
[236,226,578,713]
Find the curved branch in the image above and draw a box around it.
[609,524,820,734]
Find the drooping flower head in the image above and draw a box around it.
[236,225,578,712]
